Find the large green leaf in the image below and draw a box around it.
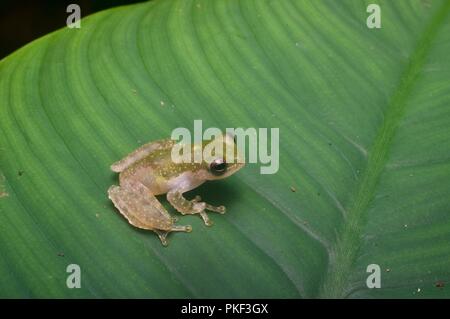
[1,0,450,298]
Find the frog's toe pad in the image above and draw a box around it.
[217,206,226,214]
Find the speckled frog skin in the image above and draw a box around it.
[108,134,244,246]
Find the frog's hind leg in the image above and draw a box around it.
[108,183,192,246]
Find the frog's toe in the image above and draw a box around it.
[171,224,192,233]
[205,203,226,214]
[199,211,214,226]
[154,230,169,246]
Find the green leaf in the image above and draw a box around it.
[1,0,450,298]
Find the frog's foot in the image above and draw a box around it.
[192,202,225,227]
[154,225,192,246]
[192,195,226,214]
[167,191,226,227]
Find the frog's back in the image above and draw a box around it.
[111,139,175,173]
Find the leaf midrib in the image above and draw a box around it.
[319,1,450,298]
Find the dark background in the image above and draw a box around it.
[0,0,146,59]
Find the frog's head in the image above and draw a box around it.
[202,133,245,180]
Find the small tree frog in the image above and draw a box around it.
[108,134,244,246]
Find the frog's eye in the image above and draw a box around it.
[209,158,227,176]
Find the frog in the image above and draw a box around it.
[107,133,244,246]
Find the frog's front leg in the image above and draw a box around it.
[167,190,226,226]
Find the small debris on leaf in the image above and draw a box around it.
[290,186,296,192]
[57,252,65,257]
[435,281,445,288]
